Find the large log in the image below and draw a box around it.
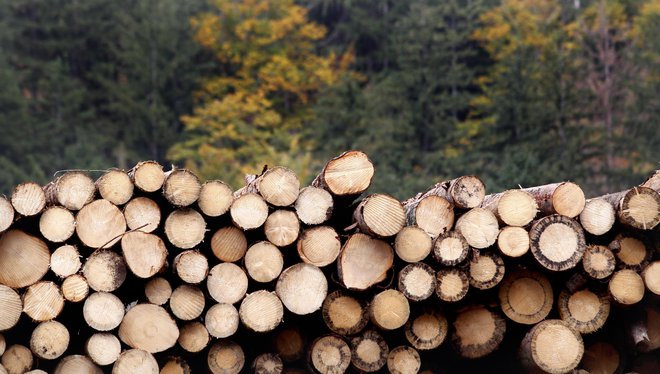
[353,194,406,238]
[498,270,553,325]
[169,285,205,321]
[481,189,538,227]
[245,242,284,283]
[337,233,394,291]
[451,306,506,359]
[178,322,210,353]
[350,330,388,373]
[519,319,584,374]
[22,281,64,322]
[76,199,126,249]
[529,215,586,271]
[198,180,233,217]
[404,310,448,351]
[49,244,81,278]
[297,226,341,267]
[121,231,167,278]
[44,171,95,210]
[83,292,124,331]
[600,186,660,230]
[295,186,333,225]
[118,304,179,353]
[164,208,206,249]
[369,289,410,330]
[0,286,22,332]
[0,197,13,233]
[276,263,327,315]
[312,151,374,197]
[521,181,585,218]
[29,321,69,360]
[235,166,300,207]
[39,206,75,243]
[0,230,50,288]
[85,333,121,366]
[321,291,369,336]
[394,226,432,263]
[123,197,160,233]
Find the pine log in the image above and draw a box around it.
[178,322,210,353]
[455,208,499,249]
[96,169,134,206]
[198,180,233,217]
[128,161,165,193]
[642,261,660,295]
[387,346,421,374]
[404,310,448,350]
[350,330,388,373]
[529,214,586,271]
[83,249,127,292]
[609,269,645,305]
[579,198,616,236]
[295,186,333,225]
[558,288,610,334]
[23,281,64,321]
[61,274,89,303]
[118,304,179,353]
[230,193,269,230]
[309,335,351,374]
[403,195,454,238]
[161,357,191,374]
[610,234,651,271]
[265,210,300,247]
[210,226,247,262]
[112,349,158,374]
[1,345,32,374]
[519,319,584,374]
[121,231,167,278]
[0,230,50,288]
[297,226,341,267]
[235,166,300,207]
[239,291,284,333]
[0,197,13,233]
[207,340,244,374]
[144,277,172,306]
[205,303,239,338]
[580,342,622,374]
[522,181,586,218]
[497,226,529,257]
[44,171,96,210]
[468,251,505,290]
[408,176,486,214]
[245,241,284,282]
[39,206,75,243]
[435,268,469,303]
[50,244,81,278]
[123,197,160,233]
[601,186,660,230]
[394,226,432,263]
[481,189,538,227]
[498,270,553,325]
[312,151,374,197]
[169,285,205,321]
[354,194,405,238]
[582,245,616,280]
[321,290,368,336]
[54,355,101,374]
[398,263,436,301]
[76,199,127,248]
[164,208,206,249]
[29,320,69,360]
[11,182,45,216]
[0,286,22,332]
[85,333,121,366]
[207,263,248,304]
[276,263,327,315]
[337,233,394,290]
[628,305,660,352]
[162,168,201,207]
[370,289,410,330]
[173,250,209,284]
[432,231,469,266]
[274,327,306,362]
[83,292,125,331]
[252,353,283,374]
[451,306,506,359]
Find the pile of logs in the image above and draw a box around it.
[0,150,658,374]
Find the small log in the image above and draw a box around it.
[337,233,394,291]
[350,330,388,373]
[610,234,651,271]
[455,208,499,249]
[0,285,22,332]
[121,231,167,278]
[558,288,610,334]
[207,263,248,304]
[628,305,660,352]
[123,197,160,233]
[353,194,405,238]
[161,357,191,374]
[522,181,586,218]
[0,197,13,233]
[295,186,333,225]
[55,355,101,374]
[394,226,432,263]
[144,277,172,305]
[451,306,506,359]
[29,321,69,360]
[208,340,244,374]
[312,151,374,197]
[61,274,89,303]
[404,310,448,350]
[96,169,134,206]
[118,304,179,353]
[497,226,529,258]
[112,349,158,374]
[276,263,327,315]
[481,189,538,227]
[580,342,622,374]
[1,345,32,374]
[169,285,205,321]
[178,322,210,353]
[44,171,96,210]
[128,160,165,193]
[50,244,81,278]
[468,251,505,290]
[76,199,126,248]
[435,268,469,303]
[579,198,616,236]
[205,303,239,338]
[519,319,584,374]
[433,231,470,266]
[609,269,645,305]
[0,230,50,288]
[11,182,45,216]
[297,226,341,267]
[321,290,368,336]
[309,335,351,374]
[39,206,75,243]
[265,210,300,247]
[86,333,121,366]
[239,291,283,332]
[582,245,616,280]
[83,249,127,292]
[370,289,410,330]
[274,327,306,362]
[235,166,300,207]
[173,250,209,284]
[198,180,233,217]
[498,270,553,325]
[252,353,283,374]
[642,261,660,295]
[83,292,124,331]
[245,241,284,283]
[230,193,269,230]
[164,208,206,249]
[210,226,247,262]
[403,195,454,239]
[529,214,586,271]
[387,346,421,374]
[398,263,436,302]
[162,168,201,207]
[22,281,64,321]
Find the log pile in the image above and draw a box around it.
[0,150,658,374]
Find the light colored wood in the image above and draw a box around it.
[617,186,660,230]
[172,250,208,284]
[239,291,283,332]
[162,168,201,207]
[642,261,660,295]
[274,327,305,362]
[370,289,410,330]
[337,233,394,291]
[397,263,436,301]
[198,180,233,217]
[86,333,121,366]
[580,198,616,235]
[610,234,651,271]
[11,182,45,216]
[404,195,454,239]
[519,319,584,374]
[394,226,432,263]
[321,290,368,336]
[230,193,269,230]
[245,241,284,282]
[29,320,68,360]
[312,151,374,197]
[455,208,499,249]
[406,176,486,213]
[208,340,244,374]
[481,189,537,227]
[451,306,506,359]
[295,186,333,225]
[350,330,388,373]
[468,251,505,290]
[498,270,553,325]
[164,208,206,249]
[178,322,209,353]
[404,310,448,350]
[112,349,158,374]
[121,231,168,278]
[609,269,645,305]
[435,268,469,303]
[276,263,327,315]
[252,353,282,374]
[582,245,616,280]
[83,292,124,331]
[497,226,529,257]
[0,334,4,355]
[96,169,134,206]
[83,249,127,292]
[529,214,586,271]
[61,274,89,303]
[160,357,191,374]
[558,288,610,334]
[118,303,179,353]
[169,285,205,321]
[22,281,64,321]
[354,194,406,238]
[0,286,21,331]
[265,210,300,247]
[207,263,248,304]
[297,226,341,267]
[386,346,420,374]
[433,231,469,266]
[210,226,247,262]
[76,199,126,248]
[123,197,160,233]
[44,171,96,211]
[236,166,300,207]
[50,244,81,278]
[524,181,585,218]
[580,342,621,374]
[205,303,239,338]
[1,345,32,374]
[129,161,164,193]
[0,230,50,288]
[144,277,172,305]
[0,197,13,233]
[309,335,351,374]
[54,355,101,374]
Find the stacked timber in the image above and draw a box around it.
[0,152,658,374]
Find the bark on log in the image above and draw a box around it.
[164,208,206,249]
[61,274,89,303]
[144,277,171,306]
[394,226,432,263]
[522,181,585,218]
[235,166,300,207]
[205,303,239,338]
[198,180,233,217]
[96,169,134,206]
[123,197,160,233]
[178,322,209,353]
[433,231,470,266]
[121,231,167,278]
[519,319,584,374]
[353,194,406,238]
[435,268,469,303]
[85,333,121,366]
[276,263,327,315]
[44,171,95,211]
[297,226,341,267]
[207,340,244,374]
[497,226,529,258]
[498,270,553,325]
[451,306,506,359]
[230,193,269,230]
[312,151,374,197]
[309,335,351,374]
[404,310,448,351]
[398,263,436,302]
[118,304,179,353]
[529,215,586,271]
[162,168,201,207]
[481,189,538,227]
[295,186,333,225]
[580,342,623,374]
[321,290,369,336]
[22,281,64,322]
[169,285,205,321]
[265,210,300,247]
[610,234,651,271]
[600,186,660,230]
[403,195,454,239]
[558,288,610,334]
[83,292,124,331]
[207,263,248,304]
[11,182,45,216]
[0,230,50,288]
[128,161,164,193]
[387,346,421,374]
[245,241,284,283]
[468,251,505,290]
[39,206,75,243]
[582,245,616,280]
[76,199,126,249]
[337,233,394,291]
[369,289,410,330]
[172,250,209,284]
[29,321,69,360]
[350,330,388,373]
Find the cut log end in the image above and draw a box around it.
[208,340,244,374]
[642,261,660,295]
[350,330,388,373]
[497,226,529,258]
[265,210,300,247]
[0,230,50,288]
[452,306,506,359]
[468,251,505,290]
[520,319,584,374]
[276,263,327,315]
[245,242,284,283]
[112,349,158,374]
[160,357,191,374]
[321,290,368,336]
[0,197,14,233]
[46,171,96,211]
[76,199,126,249]
[257,166,300,207]
[355,194,405,238]
[0,285,21,332]
[370,289,410,330]
[129,161,164,193]
[121,231,168,279]
[618,186,660,230]
[83,292,124,331]
[409,195,454,238]
[404,310,448,351]
[11,182,45,216]
[498,270,553,325]
[83,249,127,292]
[309,335,351,374]
[252,353,283,374]
[173,250,209,284]
[86,333,121,366]
[395,226,432,263]
[558,288,610,334]
[455,208,499,249]
[1,345,33,374]
[433,231,469,266]
[313,151,374,196]
[582,245,615,280]
[207,263,248,305]
[609,269,645,305]
[96,169,134,206]
[450,175,486,209]
[530,215,586,271]
[490,189,538,227]
[123,197,161,233]
[230,193,269,230]
[435,268,469,303]
[144,277,172,305]
[297,226,341,267]
[198,180,233,217]
[552,182,586,218]
[118,304,179,353]
[178,322,210,353]
[386,346,421,374]
[50,244,81,278]
[398,263,436,301]
[169,285,205,321]
[610,234,651,271]
[206,303,239,338]
[164,208,206,249]
[211,226,247,263]
[580,198,615,235]
[163,168,202,207]
[61,274,89,303]
[23,281,65,322]
[39,207,75,243]
[295,186,333,225]
[338,233,394,291]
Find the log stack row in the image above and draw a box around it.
[0,151,658,374]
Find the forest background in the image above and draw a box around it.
[0,0,658,199]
